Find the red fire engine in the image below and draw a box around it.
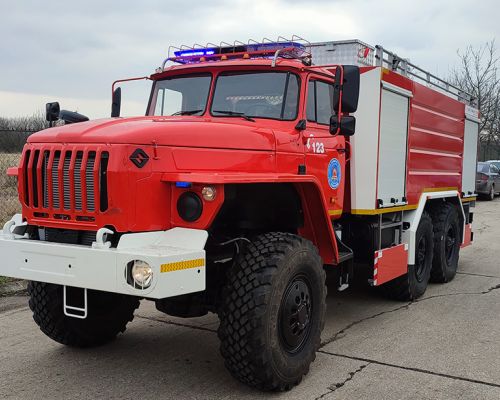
[1,38,478,391]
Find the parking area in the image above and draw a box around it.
[1,199,500,399]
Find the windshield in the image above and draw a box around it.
[150,74,211,116]
[211,72,299,120]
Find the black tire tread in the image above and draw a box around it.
[218,232,326,391]
[380,212,433,301]
[28,281,140,347]
[430,202,460,283]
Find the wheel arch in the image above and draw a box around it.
[402,191,466,265]
[208,180,338,265]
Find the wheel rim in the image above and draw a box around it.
[278,274,313,354]
[445,225,458,264]
[415,236,427,282]
[491,187,495,199]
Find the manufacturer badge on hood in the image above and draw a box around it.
[129,148,149,168]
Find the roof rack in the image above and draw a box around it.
[158,35,312,71]
[374,45,476,106]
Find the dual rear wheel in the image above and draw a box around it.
[381,203,461,301]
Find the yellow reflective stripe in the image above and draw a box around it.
[161,258,205,273]
[328,209,343,216]
[351,204,418,215]
[422,187,458,192]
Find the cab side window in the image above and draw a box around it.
[306,80,334,125]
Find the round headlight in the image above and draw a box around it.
[201,186,217,201]
[177,191,203,222]
[131,260,153,289]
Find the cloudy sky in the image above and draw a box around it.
[0,0,498,119]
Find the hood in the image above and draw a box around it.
[28,116,276,151]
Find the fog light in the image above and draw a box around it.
[201,186,217,201]
[177,191,203,222]
[131,260,153,289]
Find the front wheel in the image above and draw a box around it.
[28,282,140,347]
[218,233,326,391]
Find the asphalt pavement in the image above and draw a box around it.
[1,200,499,399]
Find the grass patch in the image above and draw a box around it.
[0,276,13,285]
[0,153,22,224]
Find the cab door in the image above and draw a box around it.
[303,76,346,217]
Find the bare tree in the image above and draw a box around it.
[451,40,500,160]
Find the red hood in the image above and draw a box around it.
[28,116,276,151]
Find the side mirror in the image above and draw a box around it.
[59,110,89,124]
[340,66,360,113]
[330,115,356,136]
[111,87,121,117]
[45,102,60,126]
[332,65,360,114]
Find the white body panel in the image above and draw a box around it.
[0,218,207,299]
[350,67,381,210]
[377,89,410,206]
[402,191,465,264]
[462,119,479,197]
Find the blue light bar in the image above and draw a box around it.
[174,49,216,57]
[175,181,192,188]
[173,41,306,60]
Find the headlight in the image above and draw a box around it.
[201,186,217,201]
[177,191,203,222]
[131,260,153,289]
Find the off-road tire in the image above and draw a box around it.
[218,232,326,391]
[430,203,460,283]
[28,281,140,347]
[380,212,434,301]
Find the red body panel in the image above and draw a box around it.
[12,58,474,267]
[462,223,473,248]
[380,69,467,205]
[14,60,347,264]
[373,244,408,286]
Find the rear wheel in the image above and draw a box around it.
[28,282,140,347]
[218,232,326,391]
[381,212,434,301]
[430,203,460,283]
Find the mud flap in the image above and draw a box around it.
[371,243,408,286]
[461,223,473,248]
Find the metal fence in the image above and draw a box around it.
[0,130,32,225]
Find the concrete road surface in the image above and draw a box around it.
[1,200,500,399]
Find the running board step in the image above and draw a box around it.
[338,250,354,263]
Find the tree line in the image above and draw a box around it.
[452,40,500,161]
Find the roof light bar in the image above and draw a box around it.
[171,41,307,64]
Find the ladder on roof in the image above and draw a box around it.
[374,45,476,106]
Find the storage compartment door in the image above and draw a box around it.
[462,119,479,196]
[377,89,409,206]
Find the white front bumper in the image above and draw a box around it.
[0,216,207,299]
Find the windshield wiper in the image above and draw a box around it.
[212,110,255,122]
[171,109,203,116]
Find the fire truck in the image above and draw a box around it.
[1,38,478,391]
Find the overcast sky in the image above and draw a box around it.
[0,0,498,119]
